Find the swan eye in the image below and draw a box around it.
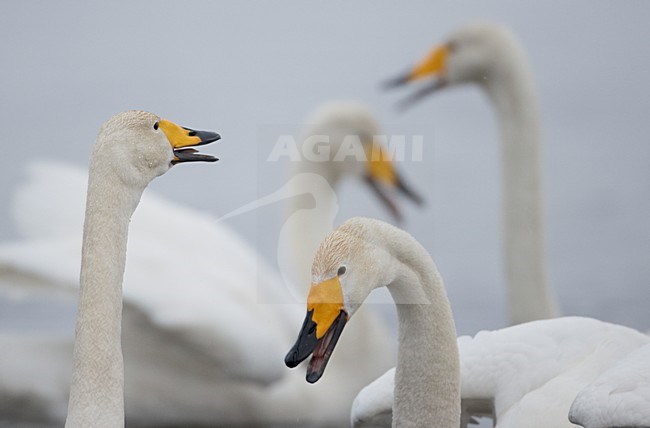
[153,122,159,130]
[337,266,346,276]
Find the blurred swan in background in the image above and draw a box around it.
[0,161,302,426]
[387,22,559,325]
[281,101,423,291]
[352,22,650,427]
[352,317,649,427]
[0,102,420,426]
[275,101,423,419]
[284,217,461,427]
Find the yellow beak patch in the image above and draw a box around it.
[307,277,346,339]
[410,44,448,82]
[365,143,397,186]
[158,119,202,149]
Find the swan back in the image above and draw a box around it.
[1,161,295,384]
[569,342,650,427]
[351,317,650,427]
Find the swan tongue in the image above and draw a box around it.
[305,311,347,383]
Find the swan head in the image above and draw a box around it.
[385,23,524,108]
[285,217,398,383]
[301,102,423,221]
[93,110,220,186]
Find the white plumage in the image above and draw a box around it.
[288,217,460,427]
[569,342,650,427]
[0,102,415,426]
[352,317,650,427]
[388,22,559,325]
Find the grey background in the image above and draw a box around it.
[1,1,649,336]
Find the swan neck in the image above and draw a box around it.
[66,164,144,427]
[282,163,339,289]
[386,232,460,427]
[485,58,558,324]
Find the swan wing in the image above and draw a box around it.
[569,342,650,427]
[0,161,302,385]
[350,317,649,428]
[460,317,649,427]
[351,367,395,428]
[0,333,71,423]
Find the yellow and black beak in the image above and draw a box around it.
[285,277,349,383]
[384,44,450,110]
[364,144,423,222]
[158,119,220,165]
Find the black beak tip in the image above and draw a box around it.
[285,310,319,369]
[284,349,301,368]
[396,176,425,207]
[395,100,413,114]
[203,132,221,144]
[383,74,411,90]
[306,371,322,384]
[184,127,221,145]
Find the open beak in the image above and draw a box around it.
[158,119,220,164]
[285,309,348,383]
[364,144,424,222]
[285,276,349,383]
[384,44,449,110]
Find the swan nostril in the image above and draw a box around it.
[188,131,197,137]
[308,324,316,335]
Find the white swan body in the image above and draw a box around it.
[569,342,650,427]
[351,317,650,427]
[0,163,298,384]
[388,22,558,325]
[285,217,460,427]
[0,333,71,424]
[64,111,220,427]
[0,103,420,425]
[0,163,359,426]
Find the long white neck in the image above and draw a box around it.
[281,162,339,290]
[483,53,558,325]
[381,226,460,427]
[66,160,144,427]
